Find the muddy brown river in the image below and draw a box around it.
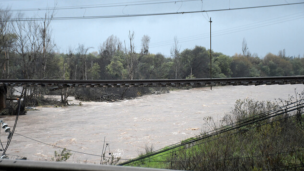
[0,84,303,164]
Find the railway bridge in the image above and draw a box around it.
[0,76,304,88]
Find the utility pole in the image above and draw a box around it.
[209,17,212,90]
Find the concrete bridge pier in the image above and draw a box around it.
[0,85,7,112]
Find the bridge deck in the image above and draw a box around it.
[0,76,303,88]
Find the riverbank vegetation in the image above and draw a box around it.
[124,92,304,170]
[1,7,303,107]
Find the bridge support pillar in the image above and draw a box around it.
[0,85,7,112]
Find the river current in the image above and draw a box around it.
[1,84,303,164]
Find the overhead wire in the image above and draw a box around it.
[149,11,304,48]
[125,111,304,164]
[140,149,304,163]
[150,16,304,48]
[200,0,209,22]
[7,0,201,12]
[146,105,304,161]
[13,132,129,160]
[5,1,304,52]
[6,1,304,21]
[2,1,304,160]
[149,11,304,47]
[186,109,303,150]
[143,111,304,163]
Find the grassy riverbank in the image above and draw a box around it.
[124,96,304,170]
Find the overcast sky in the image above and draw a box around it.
[1,0,304,57]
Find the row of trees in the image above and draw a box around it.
[1,7,304,81]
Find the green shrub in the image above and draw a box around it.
[52,148,72,162]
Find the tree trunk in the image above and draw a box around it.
[75,64,77,80]
[61,89,63,103]
[7,50,9,79]
[43,17,47,79]
[63,63,65,80]
[175,66,177,79]
[91,60,93,80]
[2,51,6,79]
[85,57,87,80]
[61,63,65,104]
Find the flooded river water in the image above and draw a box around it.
[1,84,303,164]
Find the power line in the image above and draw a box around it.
[148,106,304,161]
[8,0,201,12]
[138,112,303,163]
[149,12,304,48]
[13,132,128,160]
[7,2,304,21]
[124,112,303,164]
[152,11,303,44]
[140,149,304,163]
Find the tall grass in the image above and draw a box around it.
[126,91,304,170]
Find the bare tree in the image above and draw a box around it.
[40,10,55,79]
[129,31,135,54]
[99,35,122,57]
[61,62,69,105]
[11,10,55,79]
[278,49,286,58]
[0,7,12,54]
[171,37,181,79]
[12,13,43,79]
[141,35,150,55]
[242,38,248,56]
[242,38,251,57]
[0,7,13,79]
[126,30,137,80]
[11,13,50,108]
[77,44,92,80]
[65,48,77,80]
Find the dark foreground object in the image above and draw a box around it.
[0,159,178,171]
